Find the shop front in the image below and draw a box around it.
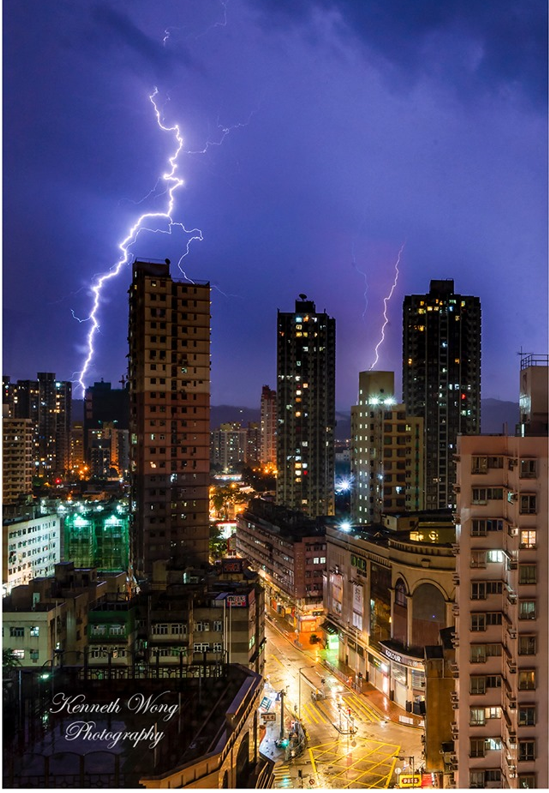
[379,642,425,713]
[367,652,390,696]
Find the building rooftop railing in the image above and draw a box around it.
[520,353,549,370]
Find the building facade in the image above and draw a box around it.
[324,515,455,714]
[3,508,61,595]
[84,379,130,462]
[236,499,326,637]
[64,503,130,571]
[403,279,481,511]
[454,358,548,790]
[351,371,424,523]
[276,295,336,517]
[128,260,210,577]
[3,416,34,504]
[260,385,277,467]
[3,373,72,478]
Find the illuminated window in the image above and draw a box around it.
[520,530,536,549]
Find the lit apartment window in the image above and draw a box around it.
[518,670,536,690]
[519,530,537,549]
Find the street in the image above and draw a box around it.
[261,619,424,789]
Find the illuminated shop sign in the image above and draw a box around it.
[380,645,424,669]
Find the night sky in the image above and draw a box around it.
[4,0,547,410]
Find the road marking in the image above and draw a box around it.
[303,700,330,725]
[307,738,401,789]
[273,763,293,788]
[344,692,383,723]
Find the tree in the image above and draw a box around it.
[3,649,21,669]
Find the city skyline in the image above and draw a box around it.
[4,1,547,410]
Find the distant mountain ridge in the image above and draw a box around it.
[75,399,519,439]
[210,400,519,440]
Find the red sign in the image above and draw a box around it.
[227,594,247,607]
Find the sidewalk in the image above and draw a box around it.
[321,656,424,729]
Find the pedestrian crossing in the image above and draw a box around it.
[302,699,331,725]
[301,692,382,726]
[342,692,383,723]
[273,763,292,788]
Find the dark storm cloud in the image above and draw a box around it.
[89,2,195,78]
[255,0,548,107]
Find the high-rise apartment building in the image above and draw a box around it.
[2,416,34,505]
[260,385,277,467]
[453,356,548,790]
[3,373,72,478]
[211,422,248,471]
[351,371,424,523]
[276,295,335,517]
[128,260,210,578]
[403,279,481,510]
[84,380,129,462]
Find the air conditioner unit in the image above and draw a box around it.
[508,627,517,638]
[452,702,459,710]
[508,733,517,745]
[508,664,517,673]
[450,692,459,702]
[452,604,460,616]
[509,459,517,469]
[452,573,460,584]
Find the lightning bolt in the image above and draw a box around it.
[369,242,405,370]
[74,87,200,398]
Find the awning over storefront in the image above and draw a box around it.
[319,619,339,635]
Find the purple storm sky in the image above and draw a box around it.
[4,0,547,410]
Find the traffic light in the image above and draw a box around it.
[347,707,352,715]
